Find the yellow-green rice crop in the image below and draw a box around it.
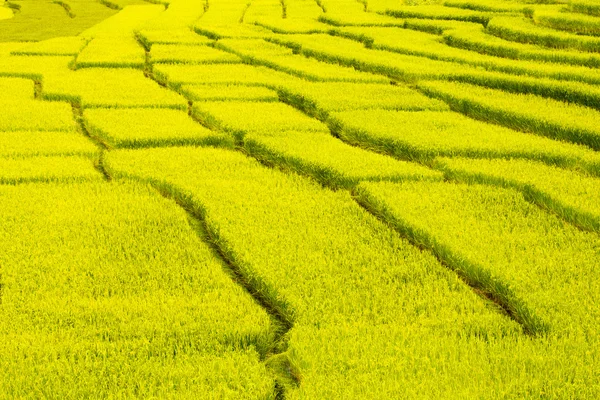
[486,16,600,52]
[217,38,390,82]
[570,0,600,16]
[79,4,164,38]
[10,36,87,56]
[0,131,98,158]
[444,26,600,68]
[278,80,448,120]
[194,23,274,39]
[319,11,406,27]
[0,100,76,132]
[104,147,599,398]
[534,9,600,37]
[0,7,13,20]
[140,0,206,30]
[4,3,600,397]
[83,107,232,148]
[403,17,483,34]
[76,36,146,68]
[191,101,329,138]
[0,180,276,397]
[419,80,600,150]
[331,109,600,170]
[0,55,71,80]
[150,44,241,64]
[447,69,600,110]
[384,4,492,25]
[436,156,600,233]
[180,84,280,102]
[335,26,600,85]
[268,33,480,82]
[355,180,600,336]
[136,29,214,46]
[0,155,100,184]
[255,18,331,34]
[152,63,292,88]
[285,0,323,20]
[443,0,526,13]
[0,0,116,41]
[244,130,443,188]
[0,77,34,100]
[42,68,187,109]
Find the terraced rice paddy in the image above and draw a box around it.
[1,0,600,398]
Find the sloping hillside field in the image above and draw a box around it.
[2,0,600,398]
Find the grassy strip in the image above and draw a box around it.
[76,36,146,69]
[447,69,600,111]
[330,109,600,171]
[150,44,241,64]
[570,0,600,16]
[534,9,600,36]
[0,100,76,132]
[216,38,390,83]
[136,29,214,46]
[354,179,600,336]
[10,37,88,56]
[333,26,600,85]
[0,180,276,397]
[486,16,600,52]
[191,101,328,140]
[443,0,527,13]
[152,63,291,88]
[444,27,600,68]
[418,80,600,151]
[41,68,187,109]
[277,81,448,120]
[243,130,443,189]
[435,156,600,233]
[0,155,101,185]
[83,107,233,149]
[383,4,493,25]
[104,147,535,398]
[0,77,35,100]
[0,131,99,158]
[354,184,547,335]
[181,84,279,102]
[268,33,479,82]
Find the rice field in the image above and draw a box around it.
[1,0,600,398]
